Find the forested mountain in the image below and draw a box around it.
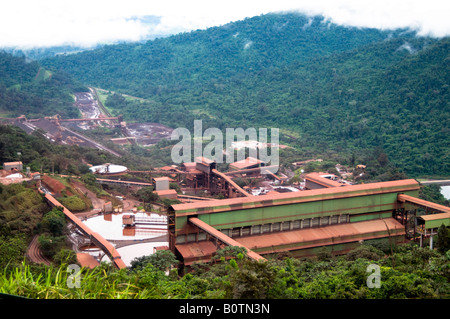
[0,52,85,119]
[41,13,449,177]
[42,13,407,97]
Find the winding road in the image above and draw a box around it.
[26,235,51,266]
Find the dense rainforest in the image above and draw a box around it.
[1,120,445,300]
[42,13,450,177]
[0,52,88,119]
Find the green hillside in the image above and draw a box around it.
[41,13,449,177]
[0,52,85,119]
[42,13,404,97]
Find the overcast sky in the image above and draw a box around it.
[1,0,449,48]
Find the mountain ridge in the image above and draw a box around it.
[36,13,450,176]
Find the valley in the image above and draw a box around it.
[0,10,448,301]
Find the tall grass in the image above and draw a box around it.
[0,262,157,299]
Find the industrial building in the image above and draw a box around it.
[3,161,23,171]
[153,177,170,191]
[168,178,450,267]
[304,172,346,189]
[229,156,265,171]
[89,163,128,175]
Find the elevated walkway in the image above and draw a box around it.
[211,168,253,197]
[41,191,126,269]
[178,217,266,263]
[96,178,153,187]
[397,194,450,214]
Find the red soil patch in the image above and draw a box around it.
[41,175,73,196]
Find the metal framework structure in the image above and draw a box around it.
[167,179,450,266]
[41,190,126,269]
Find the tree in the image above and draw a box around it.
[135,186,159,202]
[345,244,384,261]
[436,225,450,254]
[53,249,78,266]
[39,208,66,236]
[227,259,276,299]
[80,173,97,186]
[130,250,178,272]
[58,196,86,212]
[38,233,66,259]
[0,234,27,268]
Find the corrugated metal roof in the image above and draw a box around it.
[398,194,450,214]
[155,189,177,195]
[234,218,405,254]
[418,212,450,221]
[195,157,215,165]
[171,179,420,214]
[229,157,264,170]
[3,161,22,165]
[175,241,217,265]
[304,172,344,188]
[153,177,169,181]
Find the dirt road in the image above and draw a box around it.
[26,235,51,266]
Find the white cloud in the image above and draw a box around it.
[0,0,448,48]
[293,0,450,37]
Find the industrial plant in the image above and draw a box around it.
[2,89,448,272]
[25,154,449,271]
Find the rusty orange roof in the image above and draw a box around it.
[158,166,177,171]
[154,246,169,251]
[153,177,170,181]
[418,212,450,221]
[170,179,420,215]
[176,241,218,265]
[304,172,343,188]
[229,157,264,170]
[195,157,215,165]
[77,253,100,269]
[187,169,203,175]
[155,189,178,195]
[182,162,202,174]
[235,218,405,255]
[398,194,450,214]
[3,161,22,165]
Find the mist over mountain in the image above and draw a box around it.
[42,13,409,92]
[37,12,450,176]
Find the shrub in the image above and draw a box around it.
[58,195,86,211]
[346,244,384,261]
[39,208,66,236]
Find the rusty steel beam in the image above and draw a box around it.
[189,217,266,262]
[398,194,450,214]
[212,169,253,197]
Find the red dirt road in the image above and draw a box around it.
[26,235,51,266]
